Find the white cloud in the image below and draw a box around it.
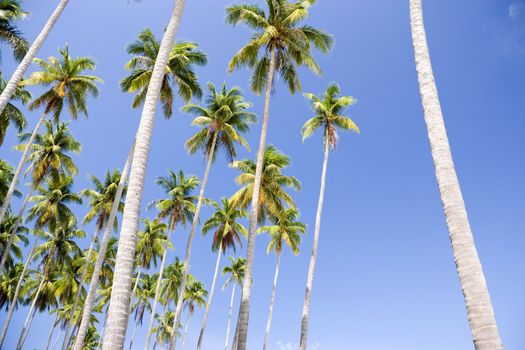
[508,0,525,55]
[509,0,524,19]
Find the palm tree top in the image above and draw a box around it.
[226,0,333,94]
[258,208,306,255]
[222,256,246,288]
[0,71,31,145]
[302,83,359,149]
[136,218,170,270]
[0,0,29,61]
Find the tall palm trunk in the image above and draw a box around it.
[73,143,134,350]
[96,311,109,350]
[299,139,330,350]
[231,309,240,350]
[223,284,236,350]
[101,1,186,348]
[409,1,503,348]
[0,236,39,348]
[236,47,277,350]
[16,274,45,349]
[263,251,281,350]
[180,312,191,350]
[168,132,218,350]
[128,311,142,350]
[130,268,142,313]
[45,313,60,350]
[0,0,69,114]
[196,240,223,349]
[51,327,63,350]
[61,230,100,350]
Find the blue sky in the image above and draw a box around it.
[1,0,524,349]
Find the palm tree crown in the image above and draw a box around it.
[223,257,246,287]
[0,0,28,61]
[259,208,306,255]
[136,218,170,270]
[0,72,30,145]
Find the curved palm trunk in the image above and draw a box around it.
[299,140,330,350]
[409,1,503,348]
[263,251,281,350]
[168,132,218,350]
[73,143,134,350]
[196,243,223,349]
[180,312,191,350]
[61,230,100,350]
[223,284,236,350]
[0,236,39,348]
[0,0,69,115]
[45,313,60,350]
[236,47,277,350]
[101,1,186,348]
[16,274,45,350]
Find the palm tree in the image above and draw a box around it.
[161,259,184,308]
[0,120,81,270]
[0,213,28,267]
[222,257,245,350]
[0,0,28,61]
[0,159,20,203]
[196,198,247,349]
[144,170,199,349]
[0,72,31,145]
[121,28,207,118]
[409,1,503,348]
[128,273,156,350]
[172,82,255,349]
[152,310,176,350]
[180,276,207,350]
[299,83,359,349]
[258,209,305,350]
[0,45,100,228]
[0,0,70,116]
[225,1,332,344]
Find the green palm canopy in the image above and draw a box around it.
[0,0,28,61]
[259,208,306,255]
[0,72,30,145]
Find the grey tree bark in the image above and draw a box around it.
[223,284,236,350]
[263,251,281,350]
[16,275,45,349]
[45,313,60,350]
[180,312,191,350]
[409,1,503,349]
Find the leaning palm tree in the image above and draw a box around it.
[180,276,207,350]
[0,0,28,61]
[259,209,305,350]
[226,1,332,345]
[222,257,245,350]
[0,45,100,229]
[196,198,247,349]
[121,28,207,118]
[409,1,503,348]
[0,0,70,115]
[143,170,199,349]
[299,83,359,349]
[171,82,255,349]
[0,72,31,146]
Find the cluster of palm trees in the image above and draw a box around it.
[0,0,504,350]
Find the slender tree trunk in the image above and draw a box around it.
[45,313,60,350]
[0,0,69,115]
[61,230,100,350]
[196,244,222,350]
[130,268,142,313]
[16,275,45,350]
[96,311,109,350]
[128,312,141,350]
[0,237,39,348]
[0,112,46,228]
[409,1,503,349]
[223,285,236,350]
[101,1,186,348]
[299,140,329,350]
[73,143,134,350]
[0,183,36,270]
[236,47,277,350]
[168,132,218,350]
[51,327,63,350]
[263,252,281,350]
[144,227,175,349]
[231,308,240,350]
[180,312,191,350]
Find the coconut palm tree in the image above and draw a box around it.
[0,0,28,61]
[258,209,305,350]
[299,83,359,349]
[0,45,100,228]
[0,0,70,116]
[0,72,30,145]
[121,28,207,118]
[102,1,190,347]
[180,276,207,350]
[0,213,28,267]
[222,257,245,350]
[0,159,20,203]
[225,1,332,344]
[152,310,176,350]
[0,261,25,309]
[144,170,199,349]
[409,1,503,348]
[161,258,184,308]
[196,198,247,349]
[128,272,156,350]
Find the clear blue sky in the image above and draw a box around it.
[1,0,524,349]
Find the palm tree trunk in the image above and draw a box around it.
[0,0,69,114]
[0,236,39,348]
[196,241,222,349]
[45,313,60,350]
[236,47,277,350]
[0,181,36,270]
[299,139,330,350]
[61,230,99,350]
[0,111,46,228]
[409,1,503,349]
[51,327,63,350]
[101,1,186,348]
[263,251,281,350]
[73,143,134,350]
[96,311,109,350]
[16,275,45,350]
[180,312,191,350]
[231,308,240,350]
[128,313,141,350]
[223,284,236,350]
